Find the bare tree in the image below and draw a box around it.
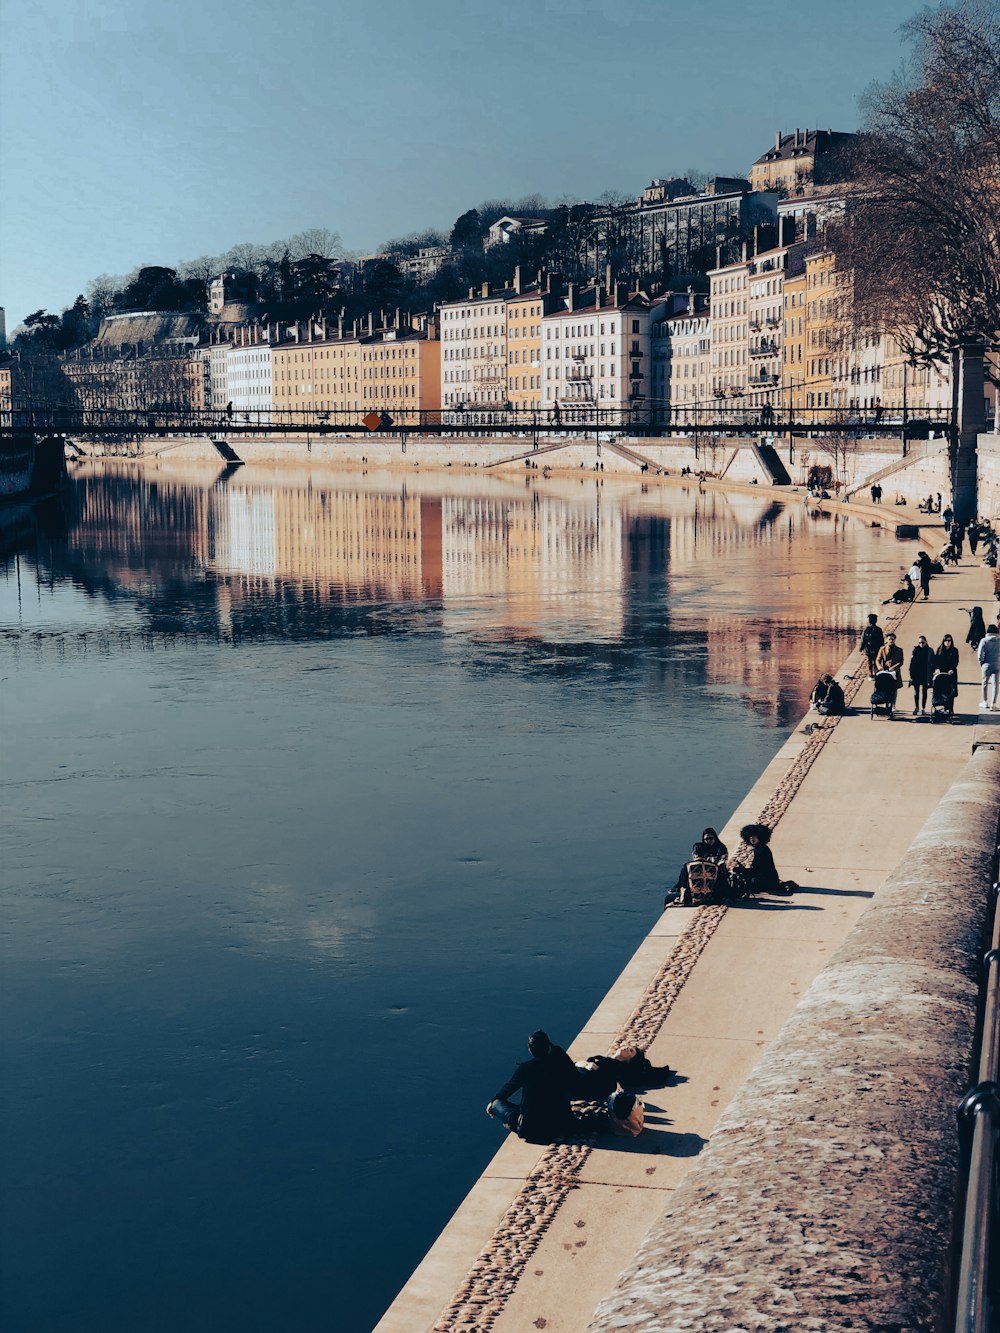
[286,228,343,262]
[835,1,1000,376]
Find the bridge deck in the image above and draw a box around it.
[375,506,993,1333]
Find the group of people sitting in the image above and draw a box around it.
[487,1029,673,1144]
[665,823,794,908]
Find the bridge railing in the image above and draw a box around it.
[953,834,1000,1333]
[4,401,955,438]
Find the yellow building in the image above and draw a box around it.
[272,316,440,426]
[504,272,564,414]
[782,269,807,415]
[803,249,843,412]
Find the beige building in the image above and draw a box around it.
[654,296,711,425]
[504,271,566,415]
[750,129,854,196]
[708,256,750,407]
[272,315,440,424]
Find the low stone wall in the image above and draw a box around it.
[977,433,1000,520]
[589,744,1000,1333]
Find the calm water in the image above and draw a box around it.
[1,465,902,1332]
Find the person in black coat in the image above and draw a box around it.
[815,674,845,715]
[963,606,987,652]
[733,824,792,896]
[487,1030,579,1143]
[860,615,884,677]
[908,635,935,714]
[934,633,960,674]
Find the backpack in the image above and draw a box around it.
[685,859,719,905]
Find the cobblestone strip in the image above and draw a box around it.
[432,603,914,1331]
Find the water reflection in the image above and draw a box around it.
[4,464,891,730]
[1,463,903,1333]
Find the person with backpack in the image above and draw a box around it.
[860,614,884,677]
[666,841,728,907]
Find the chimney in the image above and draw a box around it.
[513,264,522,293]
[605,263,613,290]
[594,283,603,310]
[687,285,695,314]
[368,312,374,335]
[394,307,401,330]
[715,244,722,269]
[775,130,782,151]
[614,282,627,306]
[566,282,575,312]
[482,282,490,298]
[468,287,475,299]
[753,226,762,258]
[741,240,749,263]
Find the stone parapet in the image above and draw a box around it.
[589,745,1000,1333]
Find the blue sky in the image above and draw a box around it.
[1,0,925,332]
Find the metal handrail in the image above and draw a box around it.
[954,858,1000,1333]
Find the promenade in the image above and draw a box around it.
[376,509,999,1333]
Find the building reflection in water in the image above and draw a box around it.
[3,465,897,727]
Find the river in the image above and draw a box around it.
[0,464,903,1332]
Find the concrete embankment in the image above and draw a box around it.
[590,744,1000,1332]
[376,521,999,1333]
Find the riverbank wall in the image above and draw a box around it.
[75,431,971,503]
[374,512,999,1333]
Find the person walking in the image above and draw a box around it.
[876,632,904,687]
[860,614,884,677]
[978,625,1000,711]
[951,521,965,559]
[963,606,987,652]
[968,523,980,557]
[908,635,935,715]
[917,551,932,601]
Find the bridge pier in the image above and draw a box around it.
[951,343,986,522]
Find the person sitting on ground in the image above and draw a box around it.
[666,841,729,907]
[876,632,905,686]
[731,824,794,897]
[487,1030,579,1143]
[607,1090,644,1138]
[815,674,845,716]
[882,574,916,604]
[699,826,729,864]
[809,675,830,709]
[860,614,884,678]
[908,635,935,714]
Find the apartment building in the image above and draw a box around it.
[272,314,440,422]
[750,128,855,196]
[226,329,273,421]
[542,283,661,418]
[504,270,565,414]
[782,268,808,416]
[708,255,750,404]
[440,284,510,410]
[651,295,711,425]
[746,239,806,412]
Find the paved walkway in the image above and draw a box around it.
[375,511,997,1333]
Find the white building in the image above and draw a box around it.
[399,246,452,281]
[439,283,511,412]
[484,215,549,249]
[542,284,661,420]
[226,333,273,422]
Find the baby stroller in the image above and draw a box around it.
[930,669,956,722]
[870,669,898,719]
